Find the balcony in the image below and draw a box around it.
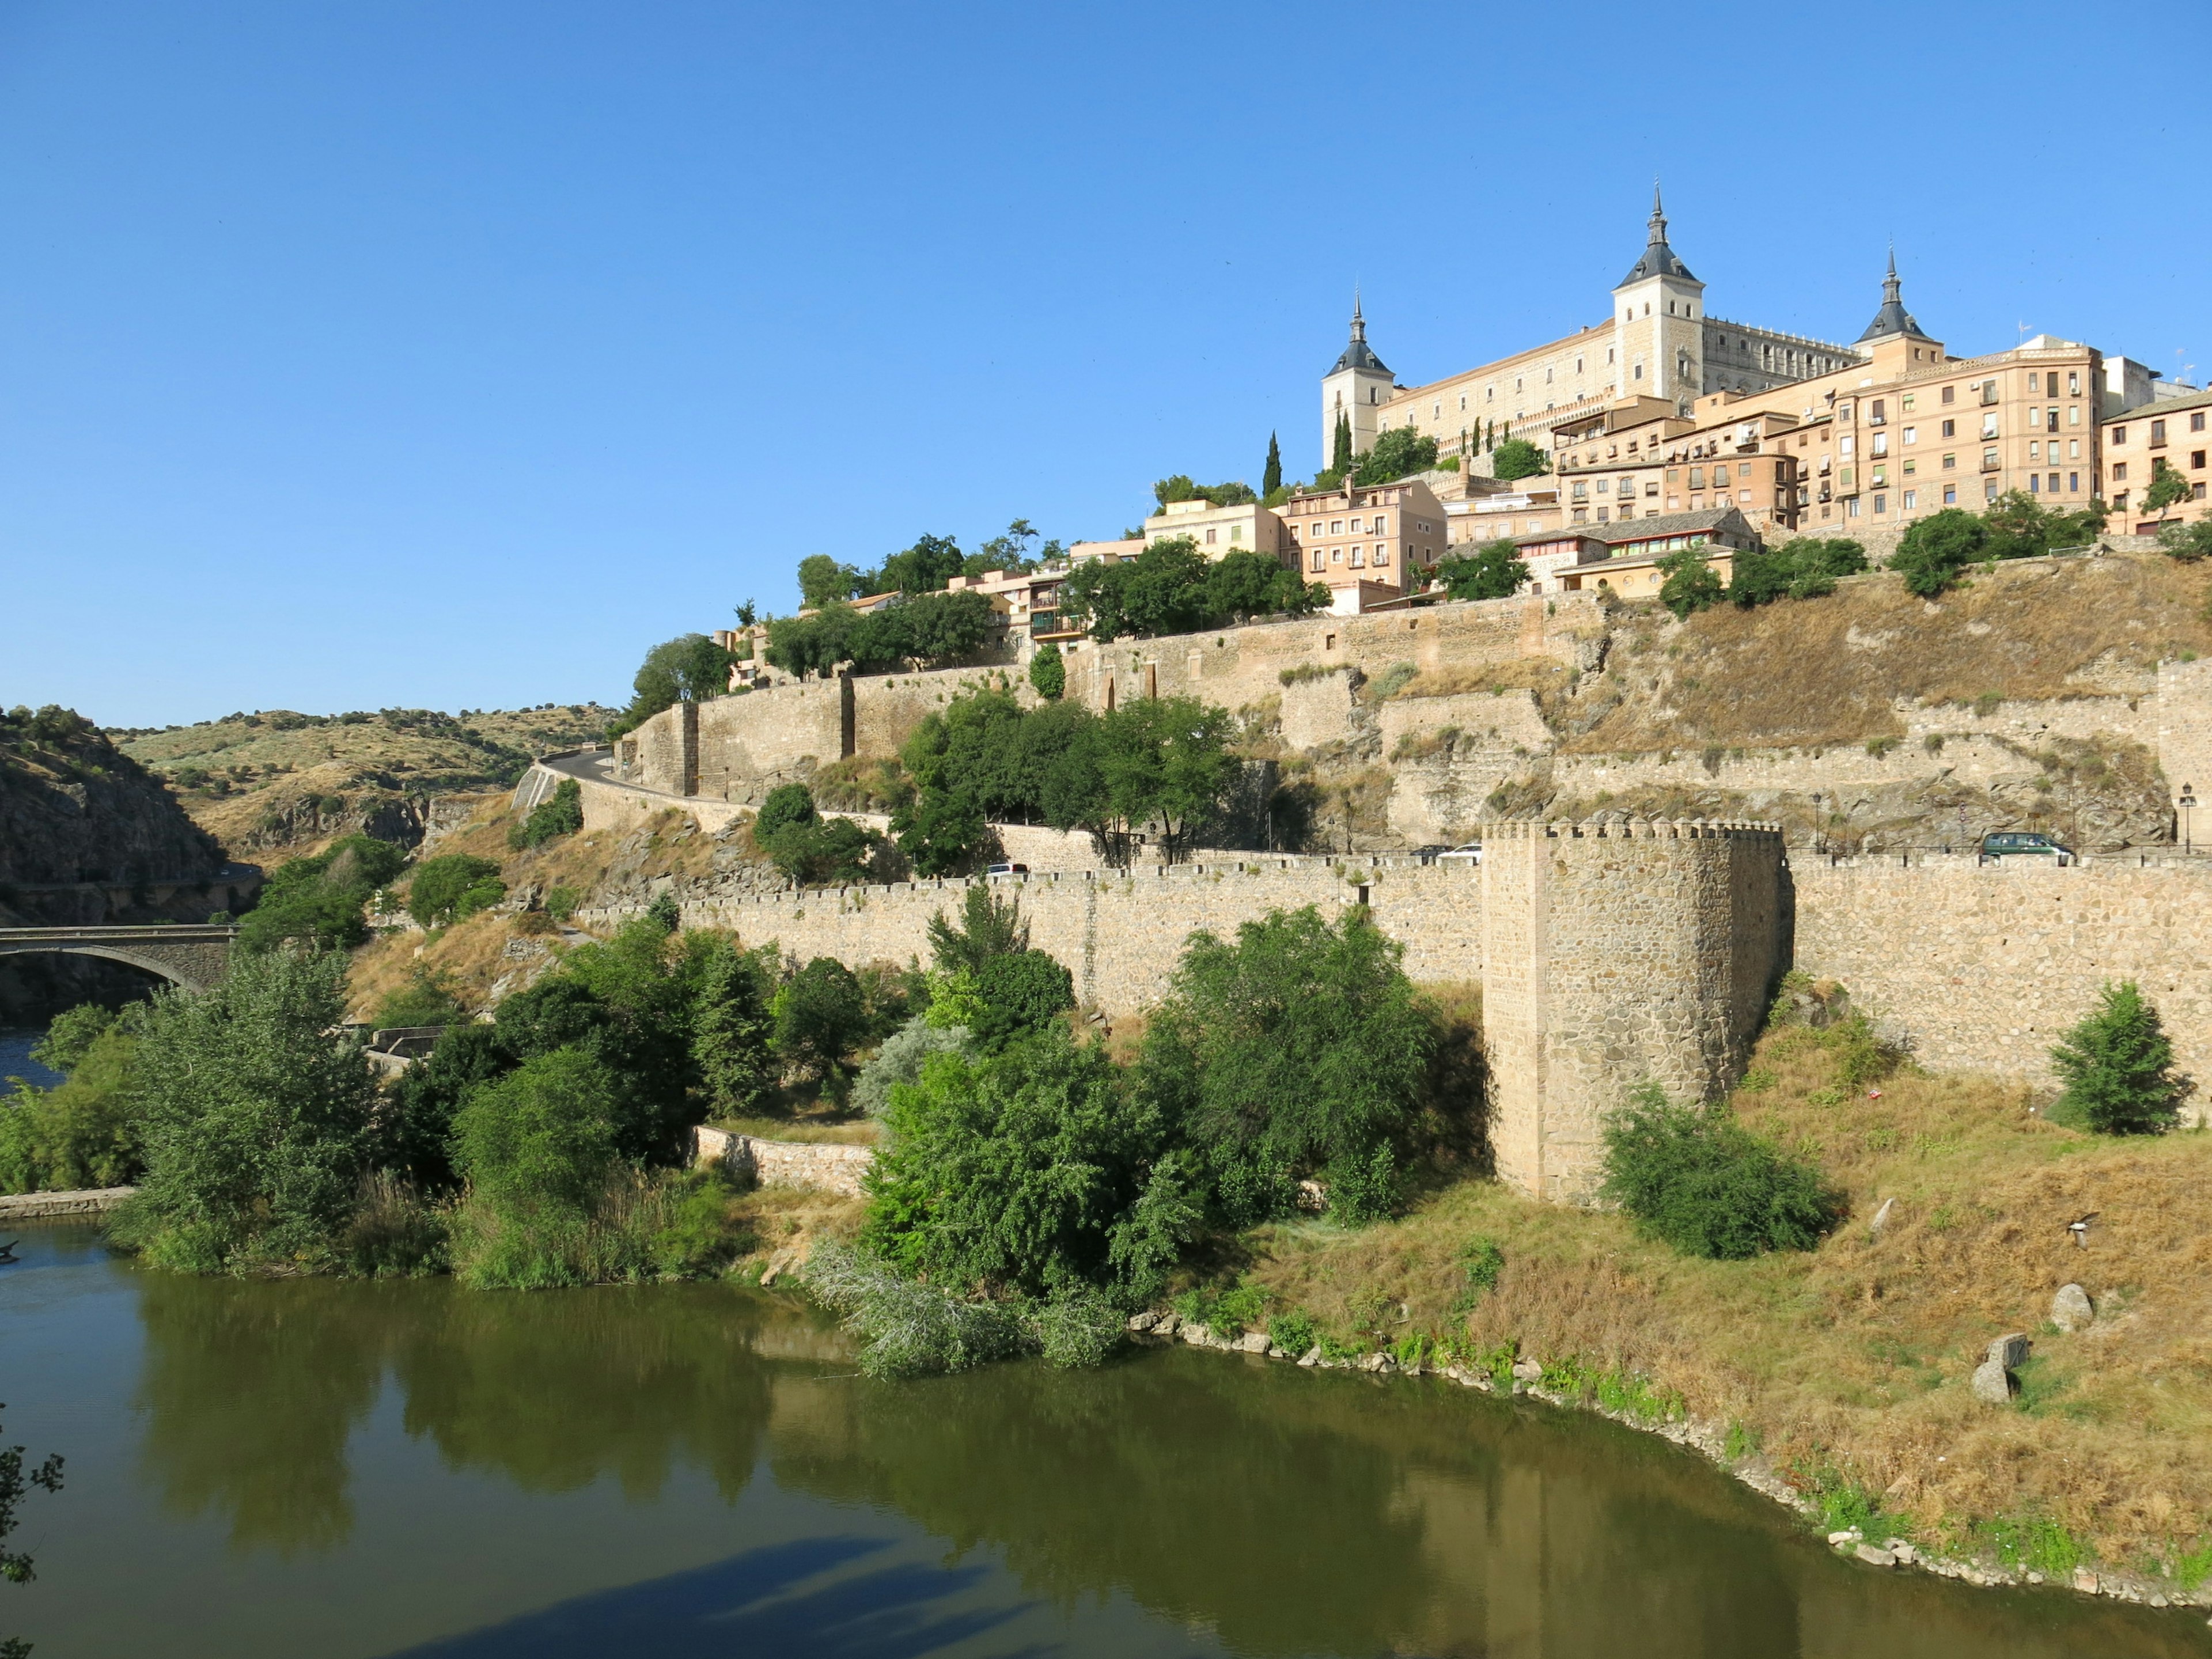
[1981,456,2003,474]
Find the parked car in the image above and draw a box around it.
[985,862,1030,877]
[1980,831,2074,865]
[1437,842,1483,864]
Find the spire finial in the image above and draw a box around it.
[1350,283,1366,344]
[1881,246,1902,304]
[1648,180,1668,245]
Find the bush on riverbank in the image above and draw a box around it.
[805,1241,1124,1379]
[1599,1084,1840,1259]
[113,948,380,1274]
[0,1009,142,1193]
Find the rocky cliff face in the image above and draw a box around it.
[0,706,231,922]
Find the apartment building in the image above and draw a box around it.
[1277,478,1448,611]
[1551,394,1805,530]
[1141,495,1287,556]
[2101,387,2212,531]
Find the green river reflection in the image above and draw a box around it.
[3,1225,2206,1657]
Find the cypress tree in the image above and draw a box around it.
[2050,980,2184,1134]
[1332,414,1354,476]
[1263,431,1282,497]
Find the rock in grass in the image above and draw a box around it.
[1236,1331,1270,1354]
[1986,1332,2032,1370]
[1854,1544,1898,1567]
[1180,1321,1211,1346]
[1970,1357,2017,1406]
[1297,1346,1322,1368]
[2051,1283,2095,1332]
[1510,1357,1544,1384]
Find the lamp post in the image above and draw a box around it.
[2181,784,2197,855]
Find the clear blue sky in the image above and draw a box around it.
[6,1,2207,729]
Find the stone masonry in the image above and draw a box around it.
[1478,820,1785,1202]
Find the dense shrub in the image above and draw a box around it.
[1352,426,1438,486]
[766,589,998,677]
[1058,536,1320,642]
[1657,550,1725,618]
[852,1016,971,1118]
[1725,538,1867,607]
[1432,539,1528,601]
[772,957,872,1084]
[805,1241,1124,1378]
[115,948,380,1274]
[971,950,1075,1050]
[1599,1084,1839,1259]
[0,1016,140,1193]
[1490,437,1547,482]
[691,939,779,1115]
[407,854,507,927]
[1138,907,1434,1225]
[2048,980,2185,1134]
[237,836,409,953]
[863,1025,1196,1301]
[509,778,584,849]
[1027,642,1066,699]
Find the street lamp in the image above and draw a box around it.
[2181,783,2198,855]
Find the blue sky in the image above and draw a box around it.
[5,0,2207,729]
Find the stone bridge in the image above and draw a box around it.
[0,925,237,991]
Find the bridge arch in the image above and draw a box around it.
[0,927,237,994]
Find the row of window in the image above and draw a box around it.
[1307,544,1404,572]
[2111,412,2207,445]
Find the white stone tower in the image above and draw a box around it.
[1610,185,1706,418]
[1320,291,1394,469]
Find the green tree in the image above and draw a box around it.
[1262,432,1282,498]
[117,949,379,1273]
[1600,1085,1839,1259]
[407,854,507,927]
[2143,459,2194,522]
[1888,507,1988,596]
[875,532,966,596]
[968,519,1041,577]
[1205,549,1323,621]
[1726,537,1868,607]
[1028,641,1066,699]
[798,553,859,608]
[452,1047,621,1217]
[2,1403,66,1659]
[756,782,818,842]
[1,1018,140,1194]
[692,941,779,1115]
[607,634,734,739]
[2049,980,2186,1134]
[1332,414,1354,476]
[1353,426,1438,485]
[972,951,1075,1051]
[1433,539,1529,601]
[1138,907,1434,1225]
[1092,696,1237,862]
[1657,549,1725,618]
[927,883,1030,974]
[773,957,871,1083]
[28,1004,115,1074]
[1491,437,1548,482]
[509,778,583,850]
[2158,518,2212,562]
[1059,536,1215,641]
[863,1024,1193,1300]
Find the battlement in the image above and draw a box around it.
[1480,818,1783,842]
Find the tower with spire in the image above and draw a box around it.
[1856,248,1933,350]
[1611,181,1708,417]
[1320,287,1395,469]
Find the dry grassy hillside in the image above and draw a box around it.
[117,704,616,864]
[1559,552,2211,755]
[1244,1002,2212,1576]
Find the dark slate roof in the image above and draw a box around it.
[1857,252,1931,343]
[1618,185,1698,287]
[1588,506,1757,549]
[1330,300,1389,375]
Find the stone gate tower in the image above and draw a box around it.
[1479,819,1786,1202]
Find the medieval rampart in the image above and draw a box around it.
[1791,854,2212,1115]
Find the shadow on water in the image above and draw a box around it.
[378,1536,1044,1659]
[98,1245,2212,1658]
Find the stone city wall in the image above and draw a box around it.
[579,856,1486,1016]
[1791,855,2212,1122]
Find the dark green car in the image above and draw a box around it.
[1980,830,2075,864]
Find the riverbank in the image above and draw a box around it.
[1130,1015,2212,1613]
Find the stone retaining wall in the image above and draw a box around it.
[693,1127,874,1196]
[0,1185,135,1221]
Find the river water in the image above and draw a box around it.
[1,1225,2205,1658]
